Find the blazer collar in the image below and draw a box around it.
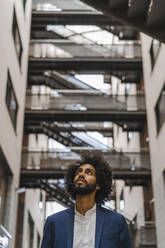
[65,206,105,248]
[95,206,105,248]
[65,207,74,248]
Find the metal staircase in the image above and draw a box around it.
[31,8,138,40]
[28,71,95,90]
[81,0,165,43]
[21,178,74,208]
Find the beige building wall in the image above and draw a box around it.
[114,125,145,227]
[22,189,46,248]
[21,133,48,247]
[0,0,32,246]
[113,124,140,152]
[115,180,145,227]
[141,33,165,248]
[111,76,145,227]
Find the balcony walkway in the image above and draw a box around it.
[21,149,151,181]
[25,93,146,127]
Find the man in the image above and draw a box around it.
[41,152,131,248]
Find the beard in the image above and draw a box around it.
[73,181,96,196]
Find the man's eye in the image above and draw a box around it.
[87,170,92,174]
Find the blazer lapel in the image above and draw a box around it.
[95,206,105,248]
[65,207,74,248]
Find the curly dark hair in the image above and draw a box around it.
[65,152,113,206]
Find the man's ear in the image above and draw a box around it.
[96,184,100,191]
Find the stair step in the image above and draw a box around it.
[147,0,165,28]
[127,0,150,20]
[109,0,128,10]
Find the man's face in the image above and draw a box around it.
[73,163,97,195]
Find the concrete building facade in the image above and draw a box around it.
[0,0,32,245]
[142,34,165,248]
[0,1,45,247]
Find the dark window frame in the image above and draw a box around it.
[0,156,8,225]
[150,39,161,70]
[22,0,27,12]
[155,83,165,134]
[127,131,132,143]
[0,147,12,226]
[12,7,23,68]
[163,170,165,194]
[28,212,34,248]
[5,71,19,131]
[119,189,125,211]
[37,232,41,248]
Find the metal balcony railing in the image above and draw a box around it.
[21,149,150,171]
[137,224,157,247]
[25,121,113,136]
[29,41,142,59]
[25,94,146,112]
[32,0,95,12]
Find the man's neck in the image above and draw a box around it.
[75,193,96,216]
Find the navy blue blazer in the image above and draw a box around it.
[41,206,131,248]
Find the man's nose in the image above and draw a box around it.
[78,174,85,182]
[78,171,85,177]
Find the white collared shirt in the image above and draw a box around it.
[73,204,96,248]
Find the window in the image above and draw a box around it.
[39,191,43,211]
[0,147,10,225]
[125,83,131,96]
[163,170,165,194]
[155,84,165,133]
[119,190,125,211]
[12,7,23,66]
[37,232,41,248]
[28,213,34,248]
[104,74,111,84]
[0,166,8,225]
[150,39,161,70]
[6,71,19,130]
[22,0,27,11]
[127,131,133,143]
[15,193,25,248]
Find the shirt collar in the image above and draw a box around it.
[75,204,96,217]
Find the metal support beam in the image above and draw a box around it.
[25,109,146,123]
[29,57,142,74]
[21,169,151,180]
[31,11,122,26]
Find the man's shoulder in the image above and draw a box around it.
[47,207,73,222]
